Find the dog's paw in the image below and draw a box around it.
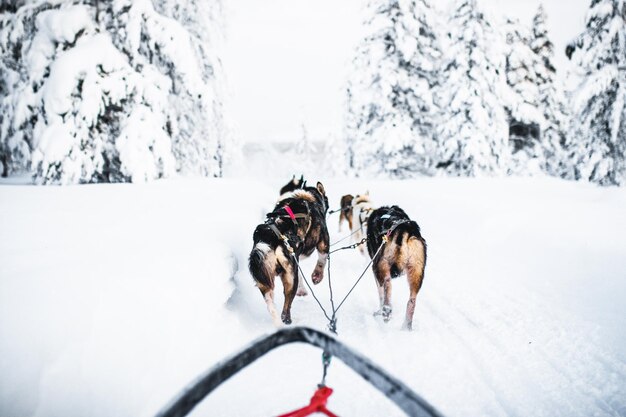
[311,271,323,284]
[382,305,392,322]
[401,321,413,331]
[281,313,292,325]
[296,288,308,297]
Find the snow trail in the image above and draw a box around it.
[1,177,625,417]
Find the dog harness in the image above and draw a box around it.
[267,223,295,254]
[381,219,411,241]
[282,204,313,236]
[265,204,313,254]
[284,205,297,221]
[358,206,374,225]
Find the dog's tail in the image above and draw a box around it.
[395,220,427,268]
[394,220,422,239]
[248,243,274,288]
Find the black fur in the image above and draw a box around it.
[366,205,423,259]
[248,243,273,288]
[279,175,306,195]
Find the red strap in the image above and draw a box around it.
[276,386,338,417]
[284,205,297,221]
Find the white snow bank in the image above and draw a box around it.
[0,179,272,417]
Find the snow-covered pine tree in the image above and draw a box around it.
[345,0,441,178]
[566,0,626,185]
[503,18,543,175]
[530,4,571,178]
[125,0,229,177]
[435,0,509,176]
[0,1,53,178]
[0,0,227,184]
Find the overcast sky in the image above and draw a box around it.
[222,0,590,143]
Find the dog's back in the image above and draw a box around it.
[340,194,353,213]
[276,185,329,258]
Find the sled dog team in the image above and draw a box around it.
[248,176,427,330]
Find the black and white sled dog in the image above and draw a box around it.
[279,175,306,196]
[366,205,427,330]
[249,181,329,325]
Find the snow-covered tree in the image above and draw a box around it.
[0,0,227,184]
[435,0,510,176]
[503,18,543,174]
[530,5,571,178]
[566,0,626,185]
[125,0,229,177]
[500,8,571,177]
[345,0,441,178]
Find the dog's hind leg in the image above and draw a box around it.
[372,260,392,322]
[296,267,308,296]
[403,239,426,330]
[403,268,424,330]
[382,276,392,322]
[279,263,298,325]
[347,210,353,232]
[259,286,282,327]
[277,248,298,324]
[311,231,329,285]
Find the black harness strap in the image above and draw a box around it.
[267,223,294,254]
[359,206,373,225]
[328,204,352,215]
[381,219,411,240]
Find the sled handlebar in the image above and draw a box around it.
[155,326,444,417]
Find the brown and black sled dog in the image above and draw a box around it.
[337,194,354,232]
[366,205,427,330]
[248,181,329,325]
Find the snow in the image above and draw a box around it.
[1,175,625,417]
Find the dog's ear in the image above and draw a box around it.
[316,181,326,196]
[299,174,304,184]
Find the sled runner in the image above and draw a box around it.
[154,326,444,417]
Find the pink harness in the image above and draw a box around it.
[284,205,297,221]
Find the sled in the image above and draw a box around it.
[155,326,444,417]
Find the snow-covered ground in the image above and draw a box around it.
[1,176,625,417]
